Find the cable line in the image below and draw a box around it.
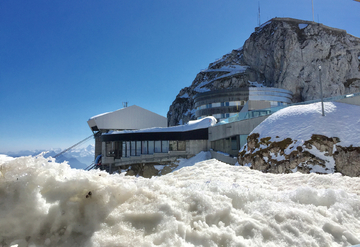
[54,134,94,158]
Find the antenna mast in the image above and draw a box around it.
[258,2,261,26]
[312,0,314,22]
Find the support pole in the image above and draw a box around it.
[319,65,325,116]
[312,0,314,22]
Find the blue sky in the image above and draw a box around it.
[1,0,359,153]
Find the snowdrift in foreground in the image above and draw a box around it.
[1,155,360,247]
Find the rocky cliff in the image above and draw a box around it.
[167,17,360,126]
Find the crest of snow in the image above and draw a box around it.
[250,102,360,148]
[89,111,110,120]
[173,151,211,172]
[299,23,308,29]
[195,65,248,92]
[248,80,265,87]
[3,153,360,246]
[0,154,15,162]
[256,20,272,33]
[154,165,166,171]
[106,116,217,135]
[184,108,196,117]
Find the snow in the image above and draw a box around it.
[2,154,360,246]
[173,151,211,172]
[248,80,265,87]
[106,116,217,135]
[299,23,308,30]
[195,65,248,92]
[0,154,14,162]
[180,93,189,98]
[89,112,110,120]
[247,102,360,149]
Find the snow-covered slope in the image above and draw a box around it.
[1,154,360,246]
[238,102,360,176]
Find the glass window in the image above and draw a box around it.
[162,141,169,153]
[122,142,126,157]
[148,141,154,154]
[231,136,238,150]
[126,141,130,157]
[130,141,136,156]
[240,135,248,149]
[154,141,161,153]
[136,141,141,156]
[142,141,148,154]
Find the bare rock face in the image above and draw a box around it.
[243,18,360,102]
[167,17,360,126]
[238,133,360,177]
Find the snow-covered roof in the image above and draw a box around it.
[105,116,217,135]
[87,105,167,131]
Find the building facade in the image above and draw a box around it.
[194,87,293,122]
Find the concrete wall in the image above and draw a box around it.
[336,95,360,106]
[186,140,210,155]
[210,150,237,165]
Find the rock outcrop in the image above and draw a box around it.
[238,133,360,177]
[167,17,360,126]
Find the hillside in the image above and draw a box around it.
[167,17,360,126]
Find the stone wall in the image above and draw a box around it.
[238,133,360,177]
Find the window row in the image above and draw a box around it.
[196,101,246,110]
[121,140,186,158]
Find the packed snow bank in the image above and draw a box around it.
[1,155,360,246]
[248,102,360,148]
[173,151,211,172]
[106,116,217,135]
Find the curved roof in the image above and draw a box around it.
[87,105,167,131]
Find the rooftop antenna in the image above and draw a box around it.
[122,102,128,108]
[258,2,261,26]
[312,0,314,22]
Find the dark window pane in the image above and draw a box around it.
[148,141,154,154]
[162,141,169,153]
[136,141,141,156]
[142,141,148,154]
[131,141,136,156]
[154,141,161,153]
